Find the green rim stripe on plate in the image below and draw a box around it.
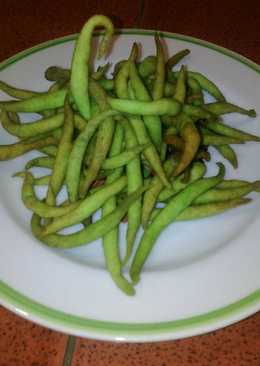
[0,29,259,73]
[0,29,259,337]
[1,280,260,335]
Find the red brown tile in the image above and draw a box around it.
[71,312,260,366]
[139,0,260,63]
[0,306,68,366]
[0,0,141,61]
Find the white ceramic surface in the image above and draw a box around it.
[0,30,260,342]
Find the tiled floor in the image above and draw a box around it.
[0,307,67,366]
[140,0,260,63]
[71,314,260,366]
[1,306,260,366]
[0,0,142,61]
[1,1,260,365]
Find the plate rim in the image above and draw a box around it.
[1,29,259,73]
[0,28,260,342]
[1,280,260,342]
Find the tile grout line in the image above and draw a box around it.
[62,335,77,366]
[133,0,146,28]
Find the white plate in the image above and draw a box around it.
[0,29,260,342]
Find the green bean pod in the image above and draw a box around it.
[42,176,128,236]
[102,124,135,295]
[109,96,181,115]
[127,83,170,188]
[33,175,51,186]
[202,134,243,145]
[0,89,66,113]
[0,80,45,100]
[44,66,70,83]
[142,159,178,228]
[9,112,21,124]
[1,110,64,138]
[92,63,110,81]
[152,35,165,101]
[163,81,176,97]
[164,134,185,151]
[79,80,115,198]
[66,109,119,202]
[70,15,114,119]
[130,163,225,283]
[187,77,204,106]
[217,179,260,192]
[204,102,256,117]
[84,131,98,167]
[213,144,238,169]
[98,78,114,91]
[101,144,148,170]
[0,135,57,161]
[166,49,190,72]
[182,104,215,120]
[15,172,81,218]
[194,148,211,162]
[25,156,55,170]
[114,48,169,189]
[74,114,88,131]
[193,181,260,204]
[46,95,74,206]
[32,185,148,248]
[122,119,143,265]
[158,161,206,201]
[186,71,225,101]
[150,197,251,223]
[204,120,260,141]
[129,61,162,148]
[173,113,201,176]
[138,56,156,78]
[174,65,187,103]
[38,146,58,157]
[114,42,138,99]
